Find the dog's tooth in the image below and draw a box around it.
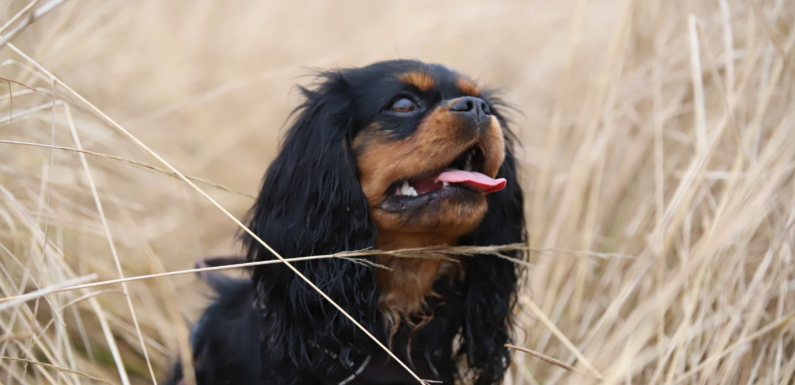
[407,186,418,196]
[442,181,449,187]
[399,180,415,196]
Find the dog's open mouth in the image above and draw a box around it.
[379,145,506,211]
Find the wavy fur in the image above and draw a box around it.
[166,60,526,385]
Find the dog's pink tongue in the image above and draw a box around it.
[436,170,507,193]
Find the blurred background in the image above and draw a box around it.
[1,0,793,384]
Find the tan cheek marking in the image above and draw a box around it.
[456,77,481,97]
[399,71,435,91]
[354,108,461,211]
[354,109,504,233]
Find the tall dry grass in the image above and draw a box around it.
[1,0,793,384]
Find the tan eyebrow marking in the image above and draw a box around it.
[399,71,435,91]
[456,77,481,97]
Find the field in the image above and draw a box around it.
[1,0,794,384]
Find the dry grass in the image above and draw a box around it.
[1,0,794,384]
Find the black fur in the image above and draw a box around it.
[165,60,525,385]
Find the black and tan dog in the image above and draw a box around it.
[166,60,526,385]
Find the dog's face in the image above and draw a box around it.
[348,63,507,239]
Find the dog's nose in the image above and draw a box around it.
[449,96,491,122]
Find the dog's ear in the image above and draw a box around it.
[459,98,526,385]
[242,71,378,365]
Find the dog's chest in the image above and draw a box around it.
[375,255,463,320]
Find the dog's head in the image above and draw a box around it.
[244,60,524,384]
[247,60,521,259]
[349,63,507,240]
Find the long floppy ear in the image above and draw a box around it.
[242,71,378,370]
[458,98,526,385]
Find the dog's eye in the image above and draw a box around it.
[390,98,417,113]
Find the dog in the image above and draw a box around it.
[166,60,526,385]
